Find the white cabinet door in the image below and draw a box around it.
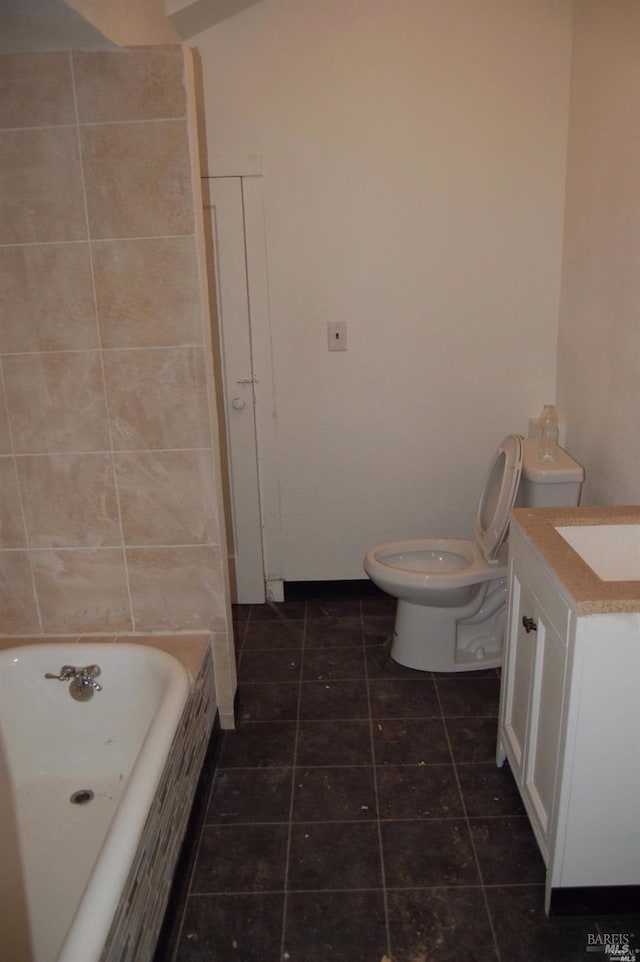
[522,607,566,860]
[500,570,536,781]
[499,533,568,863]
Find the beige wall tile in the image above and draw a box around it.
[3,353,110,454]
[0,53,75,129]
[127,545,226,632]
[0,551,40,634]
[73,49,186,124]
[104,347,211,450]
[0,244,98,354]
[0,128,86,244]
[0,380,11,456]
[92,237,202,348]
[17,454,120,548]
[31,548,132,633]
[116,633,208,677]
[115,449,218,546]
[80,121,194,239]
[0,459,26,548]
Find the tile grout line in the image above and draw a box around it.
[435,679,502,962]
[362,600,394,960]
[280,600,307,961]
[68,49,137,634]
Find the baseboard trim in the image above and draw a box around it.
[284,579,388,601]
[549,885,640,916]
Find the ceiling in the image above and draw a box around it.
[0,0,263,52]
[0,0,115,53]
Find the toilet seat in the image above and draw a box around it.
[473,433,523,561]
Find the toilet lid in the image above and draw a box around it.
[473,434,523,562]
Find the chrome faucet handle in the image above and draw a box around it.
[45,665,77,681]
[45,664,102,690]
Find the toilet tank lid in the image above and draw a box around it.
[521,438,585,483]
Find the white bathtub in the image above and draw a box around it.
[0,643,191,962]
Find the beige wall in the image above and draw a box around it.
[557,0,640,505]
[195,0,574,580]
[0,47,235,720]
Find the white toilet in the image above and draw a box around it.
[363,435,584,672]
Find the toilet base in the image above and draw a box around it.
[390,597,503,673]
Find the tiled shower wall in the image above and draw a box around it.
[0,47,236,722]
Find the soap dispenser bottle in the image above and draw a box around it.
[538,404,559,462]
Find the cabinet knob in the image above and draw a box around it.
[522,615,537,633]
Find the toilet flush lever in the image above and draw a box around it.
[522,616,537,633]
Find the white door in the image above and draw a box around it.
[207,177,265,603]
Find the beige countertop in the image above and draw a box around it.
[511,505,640,615]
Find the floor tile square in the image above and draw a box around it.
[381,819,479,887]
[283,891,388,962]
[366,640,431,678]
[376,764,463,819]
[373,716,451,765]
[361,596,396,617]
[368,678,440,718]
[299,679,369,719]
[388,887,499,962]
[302,645,366,681]
[457,762,526,817]
[206,768,292,824]
[191,824,288,893]
[363,615,396,647]
[470,816,546,885]
[306,599,362,619]
[218,722,296,769]
[445,715,500,763]
[436,676,501,716]
[249,601,307,621]
[238,648,302,683]
[292,766,377,820]
[232,603,252,623]
[485,885,612,962]
[288,821,383,890]
[242,619,305,650]
[304,617,363,648]
[237,682,299,722]
[296,719,373,767]
[176,893,284,962]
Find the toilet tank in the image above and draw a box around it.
[515,438,584,508]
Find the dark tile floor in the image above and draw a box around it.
[159,592,640,962]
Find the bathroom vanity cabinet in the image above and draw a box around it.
[497,510,640,915]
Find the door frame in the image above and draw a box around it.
[203,156,284,602]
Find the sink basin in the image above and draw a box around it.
[555,524,640,581]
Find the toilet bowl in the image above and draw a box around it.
[364,434,584,672]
